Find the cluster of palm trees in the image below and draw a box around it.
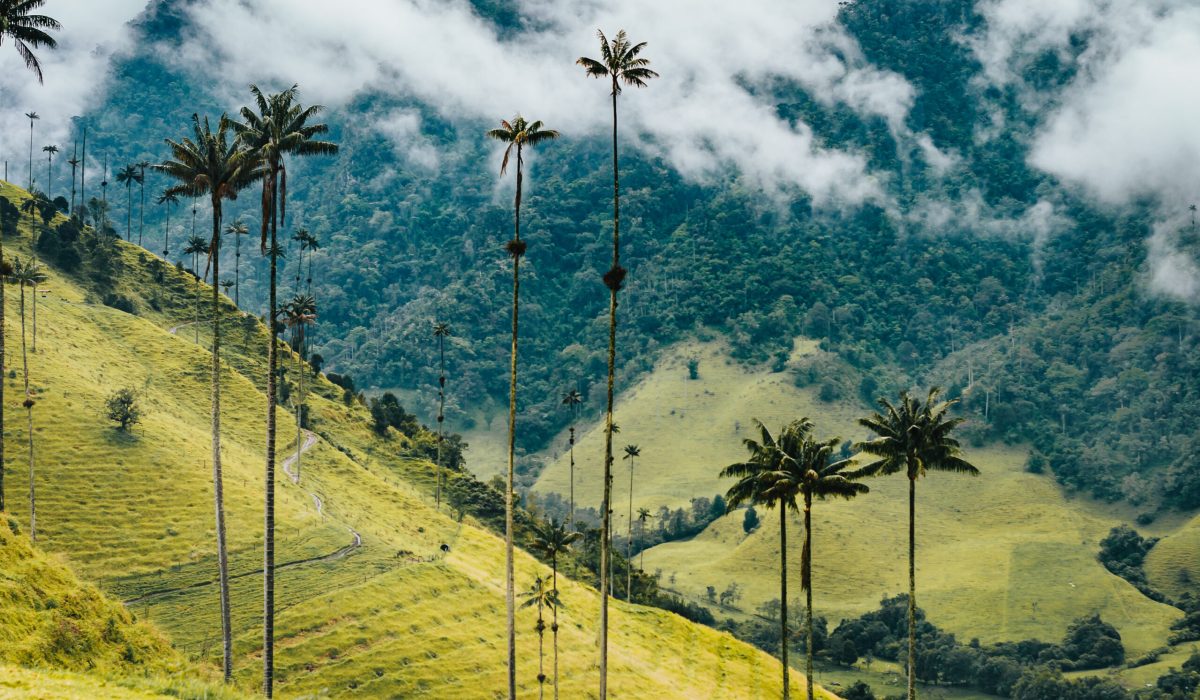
[721,389,978,700]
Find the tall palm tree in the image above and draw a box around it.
[116,164,141,241]
[561,389,582,526]
[721,420,798,699]
[154,113,261,684]
[757,421,868,700]
[157,190,178,260]
[622,444,640,600]
[1,0,59,83]
[530,518,580,700]
[41,144,57,200]
[291,228,308,294]
[284,294,315,483]
[304,232,319,294]
[636,507,652,572]
[232,84,337,699]
[520,576,561,700]
[486,114,559,699]
[854,389,980,700]
[577,34,657,694]
[27,256,46,353]
[24,112,39,189]
[9,257,43,540]
[66,145,80,215]
[433,321,451,511]
[224,220,248,306]
[183,234,208,342]
[137,161,149,246]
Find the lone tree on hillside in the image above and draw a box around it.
[106,388,141,432]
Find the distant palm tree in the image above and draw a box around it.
[41,144,57,199]
[183,234,208,343]
[154,113,262,683]
[9,257,44,539]
[66,145,80,215]
[224,220,248,306]
[636,507,652,572]
[284,294,316,483]
[433,321,452,511]
[486,113,559,699]
[622,444,640,600]
[232,83,337,699]
[2,0,60,83]
[722,420,797,699]
[757,421,868,700]
[137,161,149,246]
[291,227,308,293]
[304,232,319,294]
[561,389,582,525]
[27,258,46,353]
[24,111,38,189]
[220,279,234,297]
[156,190,178,260]
[854,389,980,700]
[529,518,579,700]
[116,164,141,241]
[520,576,561,700]
[577,34,657,694]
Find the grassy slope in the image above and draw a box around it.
[528,337,1184,670]
[0,182,833,698]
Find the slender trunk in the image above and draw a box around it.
[28,121,33,190]
[294,340,303,483]
[20,285,33,540]
[139,176,145,246]
[0,228,6,513]
[234,232,240,306]
[908,476,917,700]
[264,169,280,698]
[599,82,621,700]
[552,554,560,700]
[31,284,37,353]
[127,185,132,240]
[568,426,575,527]
[627,457,634,600]
[46,156,51,202]
[505,146,523,700]
[780,506,789,700]
[436,335,445,511]
[538,597,546,700]
[210,201,232,683]
[804,496,814,700]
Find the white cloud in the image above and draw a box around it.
[1147,219,1200,305]
[173,0,914,206]
[0,0,147,187]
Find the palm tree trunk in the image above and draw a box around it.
[804,497,814,700]
[436,336,445,511]
[626,458,634,601]
[264,172,280,698]
[139,176,145,246]
[552,555,560,700]
[1,234,6,514]
[20,285,33,541]
[294,344,303,483]
[908,476,917,700]
[31,284,37,353]
[568,426,575,527]
[209,203,232,683]
[599,82,622,700]
[234,232,240,307]
[505,147,524,700]
[780,505,789,700]
[538,598,546,700]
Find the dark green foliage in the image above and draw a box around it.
[1010,668,1129,700]
[105,388,140,431]
[1097,526,1170,604]
[741,506,759,533]
[102,293,137,315]
[368,392,419,436]
[841,681,876,700]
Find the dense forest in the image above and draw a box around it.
[63,0,1200,510]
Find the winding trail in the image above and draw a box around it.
[167,319,199,335]
[122,429,361,605]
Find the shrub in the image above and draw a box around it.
[105,388,141,432]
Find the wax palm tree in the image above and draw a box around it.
[486,113,559,699]
[304,232,319,294]
[561,389,582,525]
[636,507,652,572]
[529,518,580,700]
[232,83,337,698]
[854,389,979,700]
[2,0,59,83]
[157,190,178,260]
[137,161,149,246]
[116,164,141,241]
[183,234,208,342]
[622,444,640,600]
[27,257,46,353]
[284,294,315,483]
[154,113,261,683]
[433,321,451,511]
[224,220,248,306]
[721,420,797,699]
[66,145,80,214]
[24,111,38,188]
[291,227,308,293]
[9,257,43,539]
[577,34,657,693]
[759,421,868,700]
[41,144,57,199]
[520,576,562,700]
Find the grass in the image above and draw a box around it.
[0,182,835,698]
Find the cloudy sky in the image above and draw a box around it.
[1,0,1198,298]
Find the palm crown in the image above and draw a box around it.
[854,389,980,481]
[433,322,451,338]
[577,29,659,95]
[116,164,141,187]
[485,116,560,176]
[1,0,60,83]
[529,518,581,562]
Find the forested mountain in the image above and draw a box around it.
[64,0,1200,509]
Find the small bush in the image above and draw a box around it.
[105,388,141,432]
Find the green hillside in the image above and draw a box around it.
[0,181,835,697]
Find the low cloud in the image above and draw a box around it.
[1147,220,1200,305]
